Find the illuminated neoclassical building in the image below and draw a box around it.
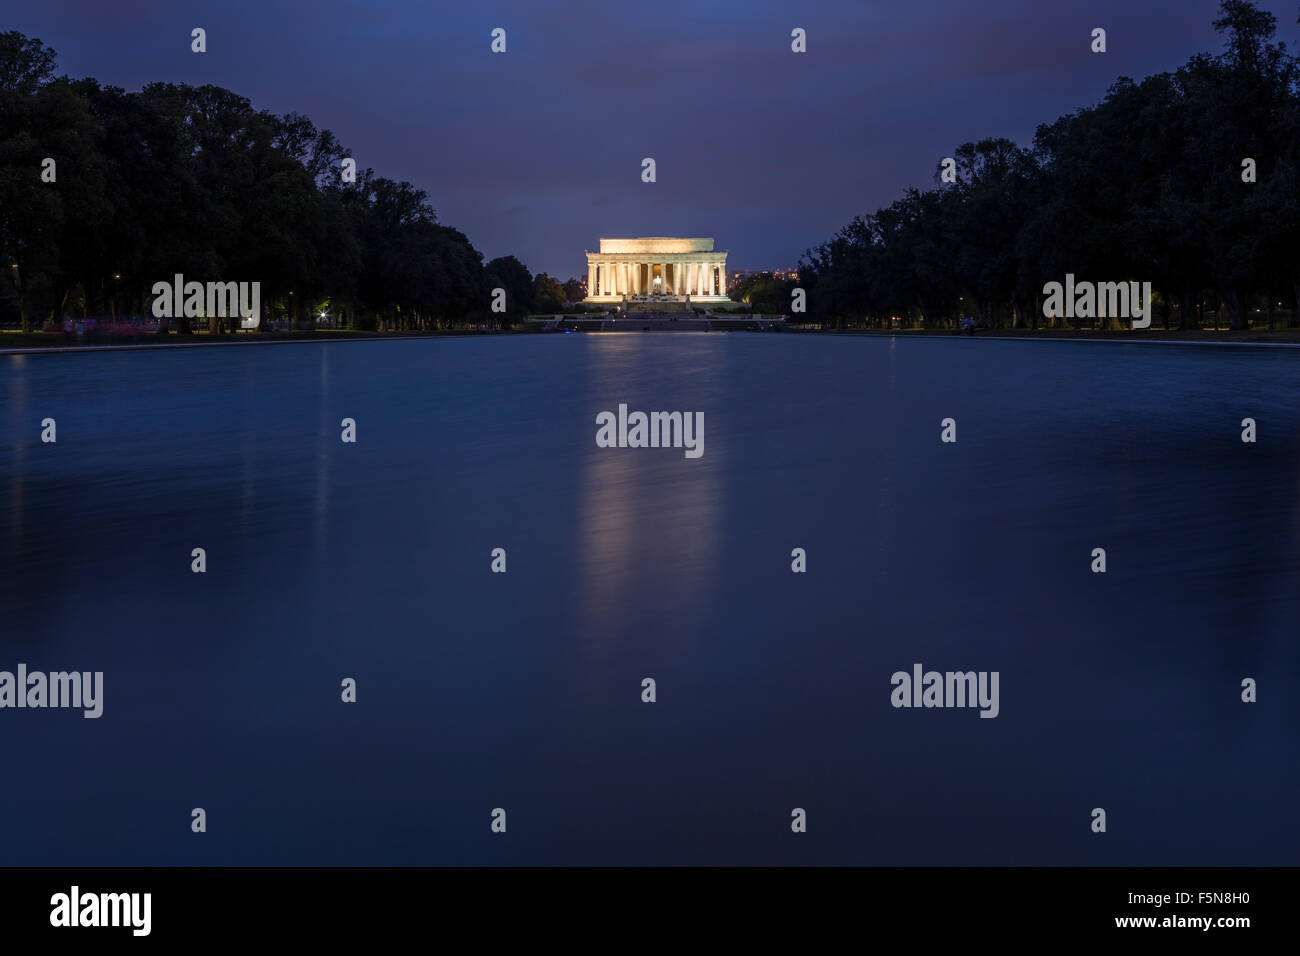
[585,238,729,303]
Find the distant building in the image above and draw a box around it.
[584,237,730,303]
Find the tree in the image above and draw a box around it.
[531,273,564,312]
[561,278,584,303]
[484,255,532,323]
[0,31,56,94]
[0,33,62,330]
[1213,0,1278,77]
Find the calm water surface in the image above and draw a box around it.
[1,335,1297,864]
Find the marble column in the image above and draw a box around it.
[718,262,726,296]
[588,263,595,296]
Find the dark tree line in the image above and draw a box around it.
[0,32,555,334]
[801,1,1300,331]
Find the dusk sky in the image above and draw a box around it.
[6,0,1296,277]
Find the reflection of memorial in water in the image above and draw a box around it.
[573,338,722,641]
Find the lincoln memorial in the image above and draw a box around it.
[585,237,729,304]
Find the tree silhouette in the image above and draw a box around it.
[0,32,521,335]
[803,1,1300,333]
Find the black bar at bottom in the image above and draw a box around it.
[0,867,1280,941]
